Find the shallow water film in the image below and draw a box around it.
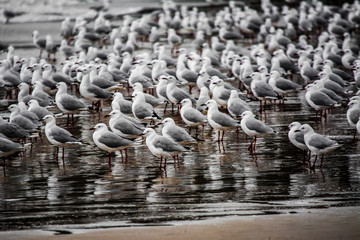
[0,0,360,234]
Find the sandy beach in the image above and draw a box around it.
[1,206,359,240]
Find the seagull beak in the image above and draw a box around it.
[89,127,95,130]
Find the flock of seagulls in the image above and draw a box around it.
[1,0,360,171]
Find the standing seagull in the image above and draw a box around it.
[240,111,276,153]
[32,30,46,58]
[108,110,145,139]
[288,122,309,163]
[227,90,252,118]
[142,128,187,169]
[296,124,339,169]
[205,100,239,141]
[180,98,207,135]
[166,75,195,114]
[159,117,197,143]
[91,123,134,169]
[168,28,182,55]
[43,115,82,167]
[55,82,88,126]
[132,91,161,124]
[78,66,113,112]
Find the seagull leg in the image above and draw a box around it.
[248,137,254,151]
[71,114,75,129]
[312,155,318,169]
[108,152,112,171]
[220,130,225,141]
[3,158,6,177]
[320,155,324,168]
[352,128,357,142]
[253,136,257,152]
[124,149,128,162]
[55,146,59,167]
[163,102,167,114]
[171,103,174,114]
[163,158,167,168]
[62,147,65,169]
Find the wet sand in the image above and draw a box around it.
[1,206,359,240]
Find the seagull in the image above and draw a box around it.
[28,99,53,119]
[17,102,42,127]
[43,115,82,166]
[205,99,239,142]
[78,66,113,112]
[142,128,187,169]
[240,111,276,152]
[111,92,133,115]
[304,84,341,121]
[347,100,360,141]
[55,82,89,125]
[159,117,197,143]
[250,72,280,112]
[17,83,47,107]
[108,110,145,139]
[166,75,195,114]
[288,121,309,163]
[0,137,28,163]
[32,30,46,58]
[227,90,252,118]
[268,71,302,100]
[2,8,25,24]
[0,116,30,140]
[196,87,211,113]
[41,63,73,85]
[132,82,165,107]
[8,104,39,131]
[156,75,170,113]
[296,124,339,169]
[180,98,207,135]
[132,91,161,123]
[168,28,182,55]
[91,123,134,168]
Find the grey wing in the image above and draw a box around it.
[303,67,319,79]
[246,118,273,134]
[153,136,185,152]
[218,89,230,101]
[99,133,132,148]
[254,82,277,98]
[308,134,336,150]
[0,137,21,152]
[294,132,306,145]
[167,127,193,142]
[114,120,143,135]
[60,94,86,110]
[276,79,300,90]
[171,88,190,102]
[182,70,198,82]
[50,126,79,143]
[212,112,238,127]
[133,104,153,119]
[88,85,112,99]
[228,100,250,116]
[12,117,37,130]
[310,92,335,106]
[184,108,206,122]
